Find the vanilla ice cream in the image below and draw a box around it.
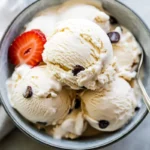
[7,65,75,125]
[25,6,59,38]
[112,27,141,80]
[43,19,115,90]
[6,0,142,140]
[25,0,110,36]
[81,76,137,131]
[59,1,110,32]
[48,109,87,139]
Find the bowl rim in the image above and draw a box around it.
[0,0,149,149]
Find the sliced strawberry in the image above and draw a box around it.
[8,29,46,66]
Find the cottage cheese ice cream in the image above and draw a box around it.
[6,0,142,140]
[81,76,137,131]
[43,19,115,90]
[112,27,141,80]
[48,109,87,139]
[7,65,75,125]
[59,2,110,32]
[25,6,59,38]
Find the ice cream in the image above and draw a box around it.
[47,109,87,139]
[111,27,141,80]
[25,6,59,38]
[7,65,75,125]
[6,0,142,140]
[81,76,137,131]
[59,2,110,32]
[25,0,110,38]
[43,19,116,90]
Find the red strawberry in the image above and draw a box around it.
[8,29,46,66]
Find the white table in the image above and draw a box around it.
[0,0,150,149]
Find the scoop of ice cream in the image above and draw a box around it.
[7,65,75,125]
[112,27,141,80]
[81,76,137,131]
[48,109,87,139]
[43,19,115,90]
[25,0,110,37]
[25,6,59,38]
[59,3,110,32]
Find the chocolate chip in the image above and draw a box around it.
[135,107,140,111]
[107,32,120,43]
[131,62,138,68]
[121,27,123,32]
[40,128,46,132]
[109,16,118,24]
[75,99,81,109]
[72,65,85,76]
[99,120,109,129]
[36,122,47,126]
[81,86,87,89]
[23,86,33,98]
[68,109,73,114]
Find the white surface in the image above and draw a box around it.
[0,0,150,150]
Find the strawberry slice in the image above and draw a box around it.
[8,29,46,66]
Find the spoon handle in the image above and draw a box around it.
[137,78,150,112]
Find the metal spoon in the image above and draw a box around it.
[136,50,150,112]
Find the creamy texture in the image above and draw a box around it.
[25,0,110,38]
[48,109,87,139]
[25,6,59,38]
[7,0,142,139]
[112,27,141,80]
[81,76,137,131]
[43,19,115,90]
[7,65,75,125]
[59,3,110,32]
